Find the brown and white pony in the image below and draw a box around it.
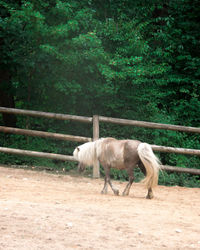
[73,137,161,199]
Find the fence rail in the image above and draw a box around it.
[2,125,199,156]
[0,147,76,162]
[1,146,200,175]
[0,107,92,123]
[151,145,200,156]
[99,116,200,133]
[0,126,91,143]
[161,165,200,175]
[0,107,200,177]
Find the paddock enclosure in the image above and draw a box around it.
[0,166,200,250]
[0,107,200,178]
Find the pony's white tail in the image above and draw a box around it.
[137,143,161,189]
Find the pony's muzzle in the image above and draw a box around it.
[78,162,86,173]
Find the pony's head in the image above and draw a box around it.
[73,141,97,172]
[73,146,80,160]
[73,146,86,172]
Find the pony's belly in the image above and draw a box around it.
[111,161,125,170]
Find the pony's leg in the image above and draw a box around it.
[108,178,119,196]
[101,165,119,195]
[101,176,108,194]
[122,167,134,196]
[146,188,154,199]
[101,166,109,194]
[138,161,154,199]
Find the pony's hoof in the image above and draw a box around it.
[146,193,154,199]
[114,190,119,196]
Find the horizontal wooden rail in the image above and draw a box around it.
[0,107,92,123]
[99,116,200,133]
[151,145,200,156]
[161,165,200,175]
[0,147,199,175]
[0,126,91,143]
[1,107,200,133]
[1,126,199,155]
[0,147,76,162]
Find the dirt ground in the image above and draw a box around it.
[0,166,200,250]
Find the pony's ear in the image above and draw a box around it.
[77,147,80,152]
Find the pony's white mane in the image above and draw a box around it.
[73,138,106,166]
[94,138,106,159]
[73,141,96,166]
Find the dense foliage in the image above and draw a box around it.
[0,0,199,187]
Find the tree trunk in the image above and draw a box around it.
[0,69,17,127]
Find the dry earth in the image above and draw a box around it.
[0,166,200,250]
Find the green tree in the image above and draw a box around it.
[0,0,199,185]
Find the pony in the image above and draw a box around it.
[73,137,161,199]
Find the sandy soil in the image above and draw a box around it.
[0,166,200,250]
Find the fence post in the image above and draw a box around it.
[93,115,100,178]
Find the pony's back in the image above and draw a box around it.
[96,138,130,169]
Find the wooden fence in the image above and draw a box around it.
[0,107,200,177]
